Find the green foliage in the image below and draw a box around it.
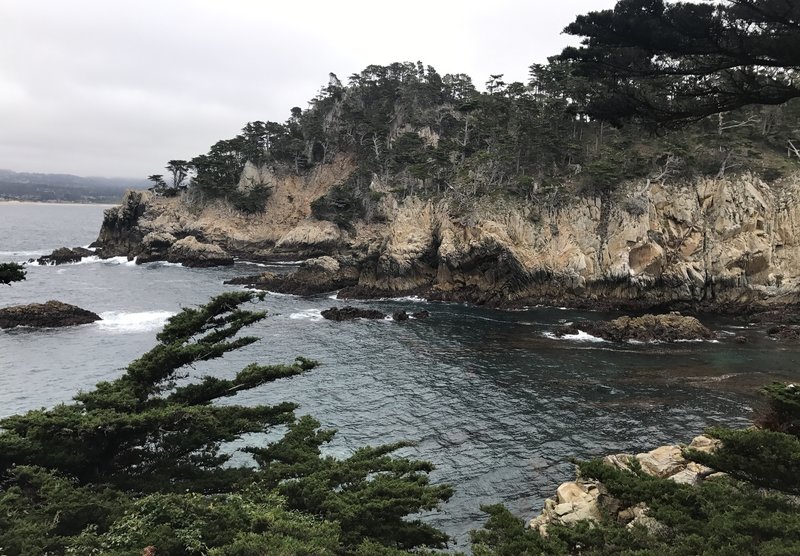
[561,0,800,127]
[310,170,371,229]
[0,292,452,555]
[148,49,797,219]
[472,460,800,555]
[0,262,25,285]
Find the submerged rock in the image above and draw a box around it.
[0,300,101,329]
[320,306,386,321]
[35,246,94,265]
[166,236,234,267]
[412,310,430,319]
[554,313,715,343]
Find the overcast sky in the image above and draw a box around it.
[1,0,616,178]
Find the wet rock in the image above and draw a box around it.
[0,300,101,329]
[555,313,714,343]
[226,256,359,296]
[412,310,430,319]
[320,306,386,321]
[734,335,748,344]
[392,310,409,321]
[166,236,234,267]
[35,247,94,265]
[766,324,800,341]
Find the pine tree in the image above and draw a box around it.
[0,291,452,555]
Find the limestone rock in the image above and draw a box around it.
[135,232,177,264]
[90,167,800,313]
[528,435,721,536]
[166,236,234,267]
[0,300,101,329]
[636,445,686,478]
[226,256,360,296]
[275,220,342,252]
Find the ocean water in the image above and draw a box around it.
[1,202,799,549]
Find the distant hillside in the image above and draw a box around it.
[0,169,148,203]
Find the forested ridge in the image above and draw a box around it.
[147,1,800,218]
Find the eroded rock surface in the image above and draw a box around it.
[529,435,721,536]
[554,313,715,342]
[0,300,101,329]
[227,256,359,295]
[166,236,234,267]
[91,170,800,312]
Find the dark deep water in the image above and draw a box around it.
[1,202,799,549]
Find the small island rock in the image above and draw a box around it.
[0,300,101,329]
[554,313,714,343]
[321,306,386,321]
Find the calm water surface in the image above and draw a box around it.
[1,202,799,549]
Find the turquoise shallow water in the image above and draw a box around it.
[1,202,799,549]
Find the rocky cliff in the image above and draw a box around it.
[93,161,800,312]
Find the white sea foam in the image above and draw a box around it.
[30,255,132,267]
[268,260,307,265]
[288,309,323,321]
[97,310,174,333]
[543,330,606,343]
[386,295,427,302]
[153,260,182,267]
[265,290,297,297]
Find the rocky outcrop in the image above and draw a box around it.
[35,247,94,265]
[226,256,359,295]
[554,313,715,342]
[529,435,721,536]
[0,300,101,329]
[165,236,234,267]
[766,325,800,341]
[93,190,149,258]
[320,306,386,321]
[91,169,800,312]
[135,232,177,264]
[92,156,356,263]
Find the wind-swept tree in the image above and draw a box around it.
[166,160,190,190]
[0,262,25,285]
[0,292,452,555]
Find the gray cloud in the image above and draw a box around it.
[1,0,616,178]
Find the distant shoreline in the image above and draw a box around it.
[0,200,118,207]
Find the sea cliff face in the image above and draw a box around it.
[93,161,800,312]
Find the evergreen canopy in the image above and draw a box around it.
[561,0,800,126]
